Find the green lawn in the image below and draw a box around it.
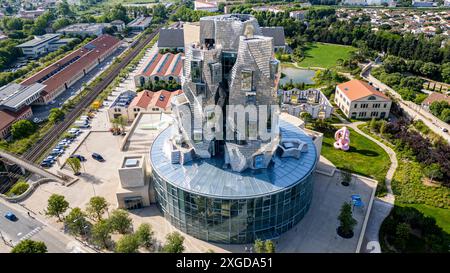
[298,43,356,69]
[401,204,450,234]
[320,127,390,183]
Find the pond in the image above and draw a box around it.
[280,65,316,85]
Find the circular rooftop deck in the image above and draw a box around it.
[149,118,318,199]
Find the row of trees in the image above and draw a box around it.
[380,206,449,252]
[229,7,450,65]
[44,194,185,253]
[371,67,427,104]
[429,100,450,124]
[382,55,450,84]
[169,6,220,22]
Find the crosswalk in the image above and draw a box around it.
[12,226,43,246]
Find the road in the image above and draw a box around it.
[0,200,90,253]
[363,66,450,143]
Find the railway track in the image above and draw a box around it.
[22,27,162,163]
[0,25,162,193]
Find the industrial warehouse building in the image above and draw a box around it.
[134,52,183,88]
[21,34,121,104]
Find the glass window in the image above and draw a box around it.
[191,60,203,83]
[241,70,253,91]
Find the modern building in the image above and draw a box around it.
[110,20,126,32]
[260,27,286,52]
[280,88,333,119]
[127,89,183,121]
[127,16,152,31]
[134,52,183,88]
[16,34,75,58]
[149,14,318,244]
[116,155,151,209]
[107,90,137,121]
[194,0,219,12]
[21,34,121,104]
[158,27,185,51]
[56,23,109,37]
[0,83,45,139]
[335,79,392,119]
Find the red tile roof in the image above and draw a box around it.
[129,89,183,110]
[21,34,121,96]
[422,92,450,106]
[337,79,390,101]
[0,106,31,131]
[138,52,183,78]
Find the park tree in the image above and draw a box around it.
[379,120,387,136]
[440,108,450,123]
[52,18,71,31]
[394,223,410,251]
[265,240,276,253]
[91,220,112,249]
[57,0,73,17]
[135,223,154,249]
[64,207,89,236]
[254,239,265,253]
[337,202,357,238]
[162,231,185,253]
[66,157,81,175]
[115,234,140,253]
[49,108,65,123]
[300,112,313,126]
[424,163,443,183]
[11,240,47,253]
[340,170,352,186]
[11,119,36,139]
[369,117,379,132]
[46,194,69,221]
[112,116,127,132]
[86,196,109,221]
[109,209,132,234]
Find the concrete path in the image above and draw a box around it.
[331,113,397,252]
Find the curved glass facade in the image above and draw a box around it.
[153,169,314,244]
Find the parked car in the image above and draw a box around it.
[442,128,448,133]
[78,124,91,129]
[40,161,53,168]
[91,153,105,162]
[70,154,86,162]
[4,212,17,221]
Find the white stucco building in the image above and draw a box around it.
[335,79,392,119]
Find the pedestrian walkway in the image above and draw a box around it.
[330,112,397,252]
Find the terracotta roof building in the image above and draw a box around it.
[335,79,391,119]
[134,52,183,88]
[0,106,33,139]
[128,89,183,121]
[422,92,450,110]
[21,34,121,104]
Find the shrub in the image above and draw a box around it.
[6,181,29,196]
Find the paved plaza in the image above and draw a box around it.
[22,124,376,253]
